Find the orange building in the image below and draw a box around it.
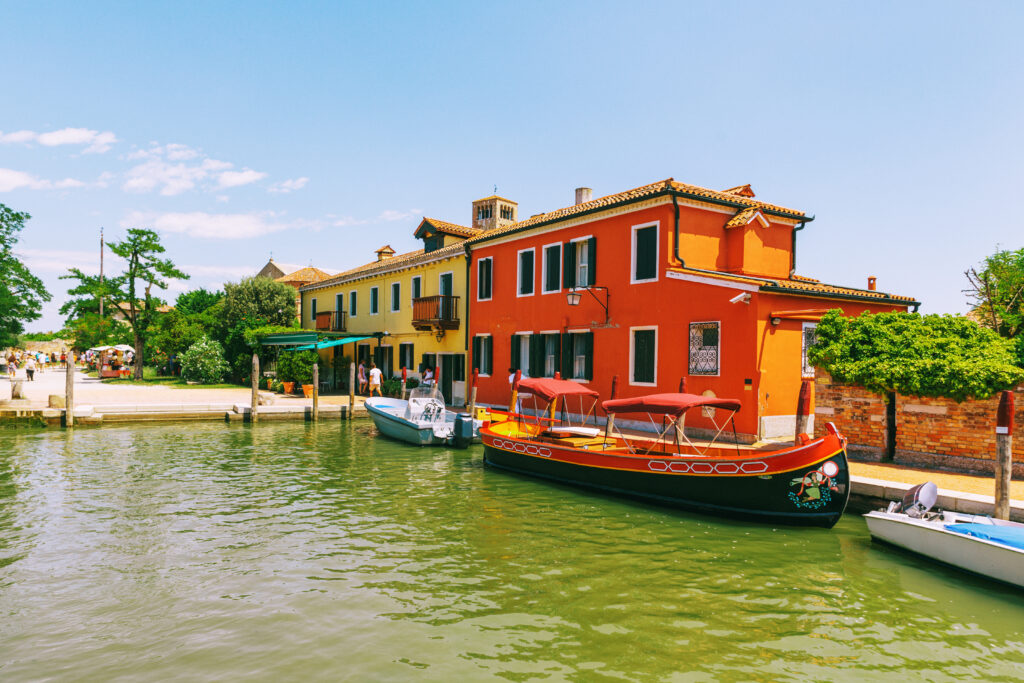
[466,179,918,441]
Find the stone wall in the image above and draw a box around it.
[813,371,1024,476]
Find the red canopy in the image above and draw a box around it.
[516,377,599,402]
[602,393,742,417]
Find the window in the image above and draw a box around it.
[370,286,379,315]
[631,327,657,385]
[424,235,443,253]
[311,298,317,321]
[390,282,400,312]
[399,343,415,371]
[357,344,371,364]
[500,205,514,220]
[689,321,720,376]
[472,335,493,376]
[349,291,357,317]
[563,237,596,289]
[477,257,493,301]
[632,223,658,282]
[509,333,532,376]
[335,292,343,313]
[411,275,421,302]
[477,205,493,220]
[542,244,561,293]
[453,354,465,382]
[558,331,593,381]
[517,249,534,296]
[802,323,818,378]
[421,353,436,374]
[543,334,558,376]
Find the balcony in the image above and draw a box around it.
[412,295,460,331]
[315,310,346,332]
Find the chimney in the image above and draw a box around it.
[575,187,592,205]
[867,276,877,291]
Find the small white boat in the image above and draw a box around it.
[364,385,480,447]
[864,482,1024,588]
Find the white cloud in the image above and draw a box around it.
[122,210,294,239]
[217,168,267,188]
[0,168,87,192]
[269,177,309,194]
[1,127,118,153]
[378,208,423,222]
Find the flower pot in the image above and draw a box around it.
[282,381,295,394]
[266,378,274,389]
[302,384,314,398]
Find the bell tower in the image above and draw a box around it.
[471,194,518,232]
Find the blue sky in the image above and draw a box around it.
[2,1,1022,331]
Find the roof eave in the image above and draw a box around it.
[758,283,919,307]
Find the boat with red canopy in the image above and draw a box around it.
[481,377,850,527]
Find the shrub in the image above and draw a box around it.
[277,349,320,385]
[179,336,230,384]
[382,377,402,396]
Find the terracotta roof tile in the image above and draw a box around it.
[469,178,806,244]
[721,184,755,197]
[725,207,768,228]
[421,218,480,238]
[301,241,466,291]
[668,267,917,304]
[275,266,332,284]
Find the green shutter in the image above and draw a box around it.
[529,334,543,377]
[472,336,481,372]
[635,226,656,280]
[454,354,465,382]
[587,238,597,286]
[484,336,493,375]
[583,332,594,380]
[633,329,655,383]
[563,242,576,289]
[560,333,573,378]
[550,333,561,377]
[510,334,521,371]
[545,245,560,291]
[519,251,534,295]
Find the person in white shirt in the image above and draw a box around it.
[24,356,36,381]
[368,362,383,397]
[422,366,434,387]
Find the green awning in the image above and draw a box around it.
[260,332,319,346]
[293,335,374,350]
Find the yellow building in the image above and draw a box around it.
[299,218,479,404]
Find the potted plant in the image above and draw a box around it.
[278,349,319,397]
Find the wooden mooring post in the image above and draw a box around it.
[250,353,259,423]
[65,351,74,427]
[400,367,407,400]
[348,361,356,420]
[312,362,319,421]
[994,390,1014,520]
[795,378,812,442]
[468,368,478,416]
[604,375,619,439]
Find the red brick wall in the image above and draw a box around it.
[813,371,1024,473]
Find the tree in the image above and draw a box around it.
[179,336,230,384]
[0,203,51,347]
[965,247,1024,339]
[63,228,187,379]
[808,310,1024,402]
[223,277,297,328]
[65,312,134,352]
[175,287,223,316]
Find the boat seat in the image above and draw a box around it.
[543,426,601,438]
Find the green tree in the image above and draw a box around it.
[179,336,230,384]
[965,247,1024,367]
[0,204,52,347]
[65,312,134,352]
[175,287,223,316]
[808,310,1024,402]
[219,277,298,381]
[63,229,187,379]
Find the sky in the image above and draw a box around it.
[2,1,1022,331]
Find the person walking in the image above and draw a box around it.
[7,353,16,380]
[24,355,36,381]
[60,351,67,369]
[358,360,368,395]
[368,361,383,397]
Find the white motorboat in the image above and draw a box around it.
[864,482,1024,588]
[364,385,480,447]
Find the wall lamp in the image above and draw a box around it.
[567,286,610,324]
[770,317,782,326]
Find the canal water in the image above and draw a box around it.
[1,422,1022,682]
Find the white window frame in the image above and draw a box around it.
[514,331,532,377]
[569,235,593,287]
[516,248,535,298]
[802,322,818,378]
[628,325,659,387]
[475,333,492,377]
[565,327,592,383]
[410,275,422,304]
[335,292,344,313]
[390,282,400,312]
[438,270,454,296]
[689,320,722,377]
[630,221,660,284]
[477,257,493,302]
[349,290,357,317]
[369,286,380,316]
[399,342,415,371]
[539,329,560,377]
[541,242,562,294]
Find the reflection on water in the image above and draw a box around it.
[0,422,1022,681]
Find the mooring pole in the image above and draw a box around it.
[348,361,356,420]
[795,378,812,442]
[251,353,259,424]
[400,367,407,400]
[508,369,522,414]
[675,376,688,442]
[605,374,619,440]
[65,351,74,427]
[469,368,478,417]
[312,361,319,422]
[995,390,1014,520]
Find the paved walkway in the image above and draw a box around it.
[851,461,1024,500]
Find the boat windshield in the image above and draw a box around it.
[404,385,447,423]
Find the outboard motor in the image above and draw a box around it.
[453,413,475,449]
[898,482,938,518]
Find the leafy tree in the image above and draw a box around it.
[179,336,230,384]
[965,247,1024,339]
[0,204,52,347]
[63,228,187,378]
[277,349,320,385]
[808,310,1024,402]
[223,277,297,328]
[175,287,223,316]
[65,313,134,351]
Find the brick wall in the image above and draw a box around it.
[813,370,1024,476]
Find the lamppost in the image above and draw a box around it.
[566,286,610,325]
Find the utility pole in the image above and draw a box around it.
[99,227,105,318]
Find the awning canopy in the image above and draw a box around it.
[516,377,599,402]
[602,393,742,417]
[260,332,319,346]
[293,335,374,350]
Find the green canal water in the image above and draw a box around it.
[1,422,1022,682]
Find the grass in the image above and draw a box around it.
[97,366,241,390]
